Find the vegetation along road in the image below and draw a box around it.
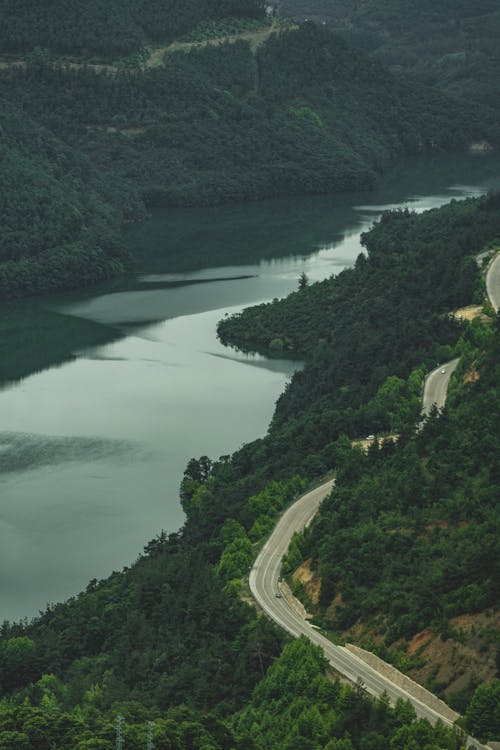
[249,482,478,732]
[250,361,487,745]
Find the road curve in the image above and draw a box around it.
[250,366,486,746]
[250,480,464,727]
[249,249,500,742]
[421,359,459,419]
[486,252,500,311]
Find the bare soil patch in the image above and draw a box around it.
[349,610,499,699]
[452,305,484,321]
[352,434,398,452]
[156,22,297,63]
[293,558,322,605]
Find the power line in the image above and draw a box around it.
[147,721,155,750]
[116,714,124,750]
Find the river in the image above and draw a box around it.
[1,152,500,622]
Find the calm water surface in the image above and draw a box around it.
[1,153,500,621]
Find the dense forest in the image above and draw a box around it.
[279,0,500,110]
[0,633,475,749]
[1,195,499,747]
[1,21,500,297]
[0,0,266,57]
[4,25,496,210]
[217,194,500,482]
[1,5,499,747]
[217,194,500,735]
[285,318,499,699]
[0,101,128,297]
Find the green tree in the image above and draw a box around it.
[298,272,309,290]
[0,732,30,750]
[465,679,500,741]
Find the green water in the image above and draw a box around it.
[1,151,500,622]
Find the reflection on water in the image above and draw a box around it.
[0,307,302,622]
[0,432,140,475]
[1,151,500,622]
[126,152,500,274]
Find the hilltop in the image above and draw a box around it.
[0,0,266,58]
[1,22,499,297]
[279,0,500,110]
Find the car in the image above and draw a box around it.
[441,369,446,374]
[275,592,282,598]
[365,434,375,440]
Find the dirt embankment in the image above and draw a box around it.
[342,610,499,701]
[293,559,499,702]
[403,611,500,696]
[293,559,322,605]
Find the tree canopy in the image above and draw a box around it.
[0,0,266,57]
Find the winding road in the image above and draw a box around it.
[250,363,486,745]
[249,256,500,744]
[421,359,459,419]
[250,471,487,744]
[486,251,500,312]
[249,477,468,729]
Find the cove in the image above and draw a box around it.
[1,151,500,622]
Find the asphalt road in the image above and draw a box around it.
[249,250,500,744]
[421,359,459,419]
[486,252,500,311]
[250,369,487,746]
[250,480,463,727]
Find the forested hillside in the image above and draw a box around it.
[279,0,500,110]
[1,23,499,298]
[0,0,265,57]
[0,629,474,749]
[0,101,128,297]
[1,5,499,743]
[218,194,500,482]
[3,25,496,211]
[217,194,500,735]
[1,195,499,747]
[285,318,500,710]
